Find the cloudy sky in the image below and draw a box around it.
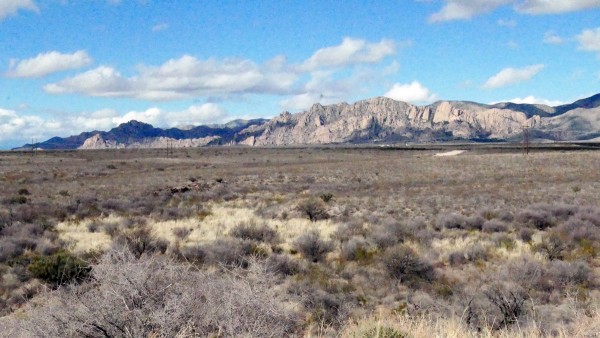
[1,0,600,148]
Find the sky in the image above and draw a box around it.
[1,0,600,148]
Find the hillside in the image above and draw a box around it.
[15,94,600,150]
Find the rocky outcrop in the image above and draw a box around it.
[237,97,549,145]
[78,134,220,149]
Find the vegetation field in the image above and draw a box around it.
[0,146,599,337]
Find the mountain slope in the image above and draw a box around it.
[16,119,266,150]
[15,94,600,149]
[236,97,544,145]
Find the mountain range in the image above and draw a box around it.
[16,93,600,150]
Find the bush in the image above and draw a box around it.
[28,251,91,287]
[293,231,334,263]
[482,219,508,233]
[17,188,30,196]
[482,283,529,328]
[334,220,369,243]
[115,227,168,258]
[229,222,280,244]
[341,237,377,262]
[319,192,333,203]
[435,213,467,230]
[518,228,533,242]
[266,254,301,276]
[18,249,300,337]
[382,244,435,286]
[297,198,329,222]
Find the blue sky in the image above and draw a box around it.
[1,0,600,148]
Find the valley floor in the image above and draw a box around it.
[0,146,599,337]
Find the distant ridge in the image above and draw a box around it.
[15,94,600,150]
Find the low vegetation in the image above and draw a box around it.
[0,146,599,337]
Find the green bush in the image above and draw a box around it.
[28,251,91,286]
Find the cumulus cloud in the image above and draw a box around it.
[44,56,296,100]
[543,31,564,44]
[576,27,600,55]
[44,66,133,96]
[0,0,38,21]
[504,95,565,106]
[429,0,513,22]
[515,0,600,14]
[45,38,398,103]
[0,103,228,146]
[483,64,545,89]
[279,70,366,110]
[300,37,396,71]
[384,81,437,104]
[428,0,600,22]
[6,50,92,78]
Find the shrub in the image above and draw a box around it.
[8,195,28,205]
[172,227,192,241]
[341,237,377,262]
[115,227,168,258]
[28,251,91,287]
[382,244,435,286]
[293,231,334,263]
[482,219,508,233]
[518,228,534,242]
[482,283,529,328]
[17,188,30,196]
[297,198,329,222]
[534,232,567,260]
[435,213,467,230]
[334,220,369,243]
[229,222,280,244]
[319,192,333,203]
[266,254,301,276]
[18,249,300,337]
[435,213,483,230]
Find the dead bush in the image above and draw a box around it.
[16,248,301,337]
[382,244,435,286]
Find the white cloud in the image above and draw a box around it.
[45,38,399,103]
[44,66,133,96]
[384,81,437,104]
[6,50,92,78]
[543,31,563,44]
[45,56,296,100]
[0,103,229,145]
[428,0,600,22]
[166,104,227,127]
[576,27,600,55]
[429,0,513,22]
[151,23,168,32]
[515,0,600,14]
[483,64,545,89]
[300,37,396,71]
[0,0,38,21]
[278,70,364,111]
[503,95,565,106]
